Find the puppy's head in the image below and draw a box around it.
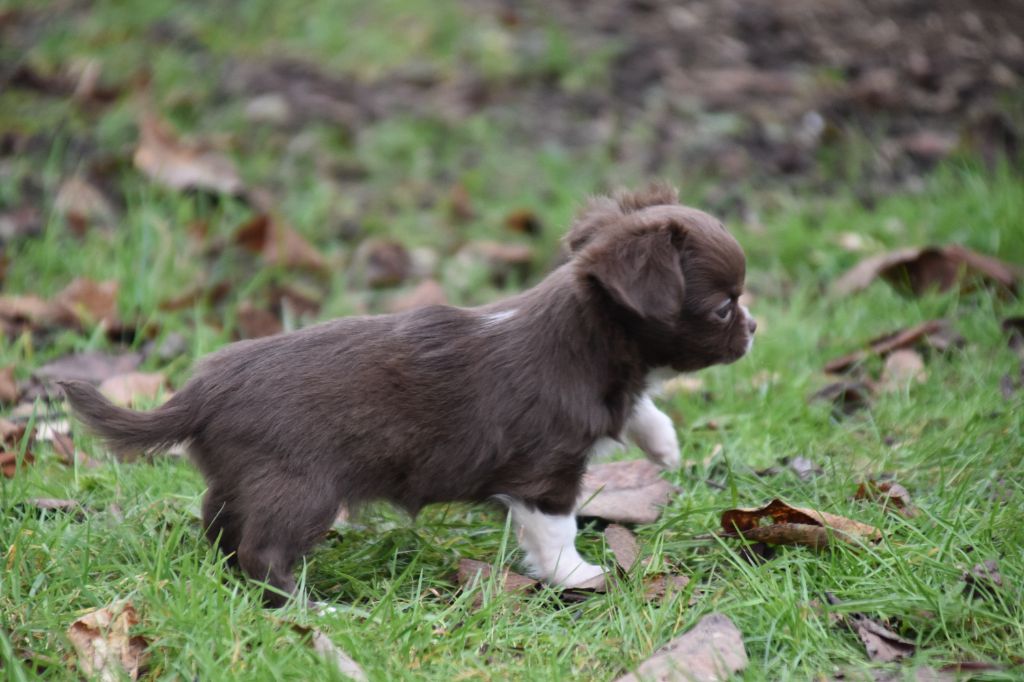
[569,182,756,372]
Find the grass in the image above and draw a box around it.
[2,2,1024,680]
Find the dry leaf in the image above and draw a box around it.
[809,381,873,415]
[851,616,916,663]
[854,479,917,517]
[233,214,328,273]
[1003,317,1024,358]
[290,624,367,681]
[158,280,233,311]
[453,240,534,286]
[615,612,748,682]
[54,175,117,234]
[456,558,538,608]
[133,111,244,196]
[786,455,823,480]
[388,279,448,313]
[50,431,98,468]
[1,418,35,478]
[721,499,881,548]
[833,245,1020,298]
[824,319,959,374]
[448,183,475,222]
[351,238,412,288]
[53,278,120,328]
[577,459,676,525]
[99,372,167,406]
[825,593,916,664]
[35,351,142,385]
[504,209,542,236]
[25,497,82,513]
[0,205,42,241]
[0,365,17,404]
[879,349,926,392]
[605,524,640,572]
[962,559,1004,599]
[236,302,282,339]
[67,600,149,681]
[642,574,692,602]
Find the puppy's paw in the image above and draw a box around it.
[649,447,681,471]
[554,562,608,590]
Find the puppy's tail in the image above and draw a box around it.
[59,380,196,458]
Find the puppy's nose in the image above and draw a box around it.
[747,317,757,334]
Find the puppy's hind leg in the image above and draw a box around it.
[625,395,680,470]
[235,474,341,608]
[201,484,242,565]
[507,500,605,588]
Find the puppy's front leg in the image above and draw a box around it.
[508,501,605,588]
[625,395,681,470]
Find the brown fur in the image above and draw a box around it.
[61,184,753,606]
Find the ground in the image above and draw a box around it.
[1,1,1023,680]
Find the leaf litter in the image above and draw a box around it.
[576,459,677,525]
[66,600,149,681]
[615,612,748,682]
[720,499,881,549]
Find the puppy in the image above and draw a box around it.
[61,182,755,606]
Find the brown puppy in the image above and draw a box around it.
[61,183,755,606]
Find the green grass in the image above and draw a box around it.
[2,2,1024,680]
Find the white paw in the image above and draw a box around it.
[553,561,607,589]
[650,447,681,471]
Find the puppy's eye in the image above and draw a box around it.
[714,300,733,320]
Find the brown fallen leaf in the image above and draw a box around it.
[721,499,881,548]
[133,111,244,196]
[879,349,927,392]
[53,278,120,328]
[825,319,959,374]
[233,214,328,273]
[615,612,748,682]
[456,558,538,608]
[99,372,167,407]
[577,459,676,525]
[0,364,18,403]
[236,302,282,339]
[50,431,99,468]
[605,524,640,572]
[504,208,542,236]
[853,617,916,663]
[34,351,142,385]
[24,497,83,514]
[447,183,475,223]
[809,381,873,415]
[1,418,35,478]
[350,238,412,288]
[388,279,448,313]
[453,240,534,287]
[962,559,1004,599]
[67,600,149,681]
[786,455,824,480]
[854,480,917,518]
[1003,317,1024,358]
[54,175,117,235]
[290,623,367,681]
[158,280,233,312]
[825,593,916,663]
[0,204,42,241]
[641,574,692,602]
[833,245,1021,298]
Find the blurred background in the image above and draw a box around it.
[3,4,1024,678]
[2,0,1022,348]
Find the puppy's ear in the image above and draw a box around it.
[581,226,686,322]
[565,181,679,254]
